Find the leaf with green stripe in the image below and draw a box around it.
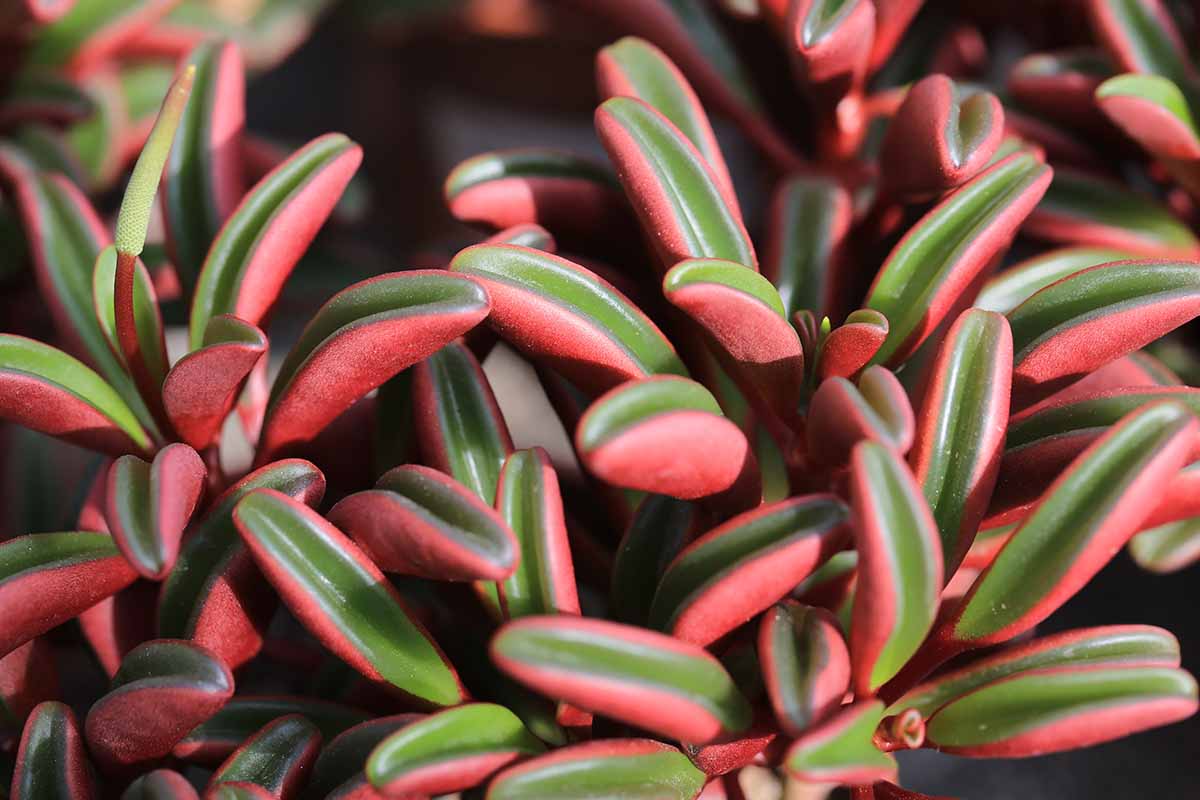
[491,615,752,743]
[450,244,685,393]
[610,495,697,625]
[783,700,896,786]
[366,703,543,796]
[207,715,320,799]
[1097,73,1200,161]
[975,246,1139,314]
[758,602,850,737]
[12,702,94,800]
[764,175,851,320]
[233,489,465,707]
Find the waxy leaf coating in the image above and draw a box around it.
[596,96,756,271]
[12,702,94,800]
[648,495,850,646]
[366,703,544,796]
[329,464,518,582]
[485,738,705,800]
[450,244,685,393]
[233,489,465,707]
[85,640,234,771]
[758,602,850,737]
[491,615,752,743]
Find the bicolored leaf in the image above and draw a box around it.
[450,244,686,393]
[648,495,849,646]
[596,37,738,211]
[849,442,943,695]
[924,665,1198,756]
[207,715,320,799]
[496,448,579,620]
[189,133,363,348]
[758,602,850,737]
[84,640,234,771]
[485,222,556,251]
[233,489,465,707]
[163,39,246,286]
[1096,73,1200,160]
[910,310,1012,576]
[91,246,169,402]
[807,366,914,467]
[783,701,896,786]
[974,246,1139,314]
[576,376,757,504]
[121,770,198,800]
[596,96,756,271]
[444,149,630,245]
[106,443,205,580]
[11,702,94,800]
[866,152,1052,364]
[162,315,267,450]
[774,0,876,105]
[173,696,369,765]
[328,464,518,582]
[0,532,137,659]
[1009,48,1113,124]
[763,174,851,320]
[158,460,325,669]
[491,615,752,743]
[610,495,697,625]
[1086,0,1195,89]
[412,340,512,504]
[889,625,1181,719]
[0,72,92,127]
[0,334,152,456]
[1025,169,1199,257]
[365,703,543,796]
[485,738,706,800]
[664,258,804,424]
[927,402,1197,663]
[304,714,421,800]
[996,386,1200,512]
[880,74,1006,199]
[816,310,889,381]
[1130,517,1200,573]
[1007,260,1200,404]
[25,0,177,74]
[257,271,490,462]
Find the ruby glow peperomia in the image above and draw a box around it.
[3,1,1200,798]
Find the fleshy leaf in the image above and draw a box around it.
[648,495,849,646]
[496,448,580,620]
[327,464,518,582]
[807,365,915,467]
[303,715,420,800]
[84,640,234,771]
[575,375,757,503]
[0,532,137,659]
[207,715,320,799]
[189,133,363,348]
[491,615,752,743]
[1129,517,1200,573]
[450,244,686,393]
[910,309,1012,576]
[157,460,326,670]
[12,702,94,800]
[0,334,151,455]
[1006,259,1200,404]
[91,245,169,400]
[366,703,544,796]
[26,0,177,73]
[763,174,851,320]
[849,441,943,694]
[485,738,706,800]
[758,602,850,737]
[610,495,697,625]
[924,665,1198,756]
[866,152,1052,364]
[596,96,756,271]
[890,625,1181,719]
[257,271,490,462]
[232,489,465,707]
[974,246,1139,313]
[106,443,206,580]
[1096,73,1200,160]
[162,39,246,286]
[816,310,889,381]
[121,770,197,800]
[784,701,897,786]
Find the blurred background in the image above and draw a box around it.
[3,0,1200,795]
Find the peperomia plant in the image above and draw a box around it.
[1,0,1200,798]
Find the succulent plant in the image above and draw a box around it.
[2,0,1200,798]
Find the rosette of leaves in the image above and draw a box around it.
[1,2,1200,799]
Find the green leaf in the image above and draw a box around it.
[975,247,1139,314]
